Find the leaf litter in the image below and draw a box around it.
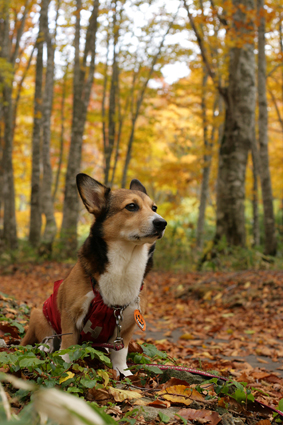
[0,262,283,424]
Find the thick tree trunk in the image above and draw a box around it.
[215,0,256,247]
[29,21,44,247]
[60,0,99,257]
[40,0,57,256]
[257,0,277,255]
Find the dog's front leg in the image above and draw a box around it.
[110,346,132,377]
[60,311,80,363]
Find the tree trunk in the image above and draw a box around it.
[60,0,99,257]
[256,0,277,255]
[121,16,176,188]
[53,62,68,203]
[29,16,44,247]
[1,9,18,250]
[40,0,57,256]
[104,1,119,186]
[215,0,256,247]
[196,70,209,249]
[251,127,260,246]
[2,85,18,250]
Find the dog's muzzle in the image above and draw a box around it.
[153,218,167,237]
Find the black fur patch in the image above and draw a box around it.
[144,243,156,278]
[78,207,109,276]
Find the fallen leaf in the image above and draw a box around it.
[97,369,109,387]
[59,372,75,384]
[158,385,204,406]
[86,388,112,402]
[255,420,271,425]
[108,387,142,402]
[177,408,221,425]
[147,399,171,408]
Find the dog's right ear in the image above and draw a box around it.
[76,173,110,215]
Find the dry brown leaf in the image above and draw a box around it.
[177,408,222,425]
[86,388,112,402]
[147,399,171,408]
[255,420,272,425]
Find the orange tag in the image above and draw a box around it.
[134,309,146,332]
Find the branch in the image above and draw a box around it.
[11,0,31,66]
[183,0,226,98]
[268,88,283,130]
[210,0,228,26]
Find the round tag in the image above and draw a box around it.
[134,309,146,332]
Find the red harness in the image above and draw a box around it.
[43,279,143,346]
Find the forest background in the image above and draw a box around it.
[0,0,283,270]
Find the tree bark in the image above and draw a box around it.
[53,62,69,203]
[0,6,18,250]
[196,71,218,249]
[40,0,57,256]
[256,0,277,255]
[215,0,256,247]
[60,0,99,257]
[2,84,18,250]
[29,12,44,247]
[251,127,260,246]
[104,1,119,186]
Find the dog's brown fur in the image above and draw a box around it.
[22,174,166,375]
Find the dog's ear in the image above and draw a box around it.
[76,174,110,215]
[130,179,147,195]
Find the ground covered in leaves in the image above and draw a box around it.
[0,262,283,424]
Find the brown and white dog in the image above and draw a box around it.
[21,174,167,376]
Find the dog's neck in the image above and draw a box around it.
[97,241,148,307]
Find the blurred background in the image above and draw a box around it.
[0,0,282,271]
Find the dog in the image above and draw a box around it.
[21,173,167,376]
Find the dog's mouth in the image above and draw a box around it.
[133,231,163,240]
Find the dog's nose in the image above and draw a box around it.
[153,218,167,231]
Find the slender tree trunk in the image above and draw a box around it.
[104,1,119,186]
[251,127,260,246]
[60,0,99,257]
[53,63,68,203]
[121,16,176,188]
[215,0,256,247]
[40,0,57,256]
[29,17,44,247]
[2,85,18,249]
[196,70,209,248]
[1,10,17,250]
[256,0,277,255]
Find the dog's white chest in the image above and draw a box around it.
[98,242,148,306]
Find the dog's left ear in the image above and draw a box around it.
[76,173,110,215]
[130,179,147,195]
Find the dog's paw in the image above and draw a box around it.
[113,366,133,378]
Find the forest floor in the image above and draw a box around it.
[0,262,283,424]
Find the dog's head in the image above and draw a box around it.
[77,173,167,244]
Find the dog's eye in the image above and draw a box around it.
[152,205,157,212]
[125,203,139,212]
